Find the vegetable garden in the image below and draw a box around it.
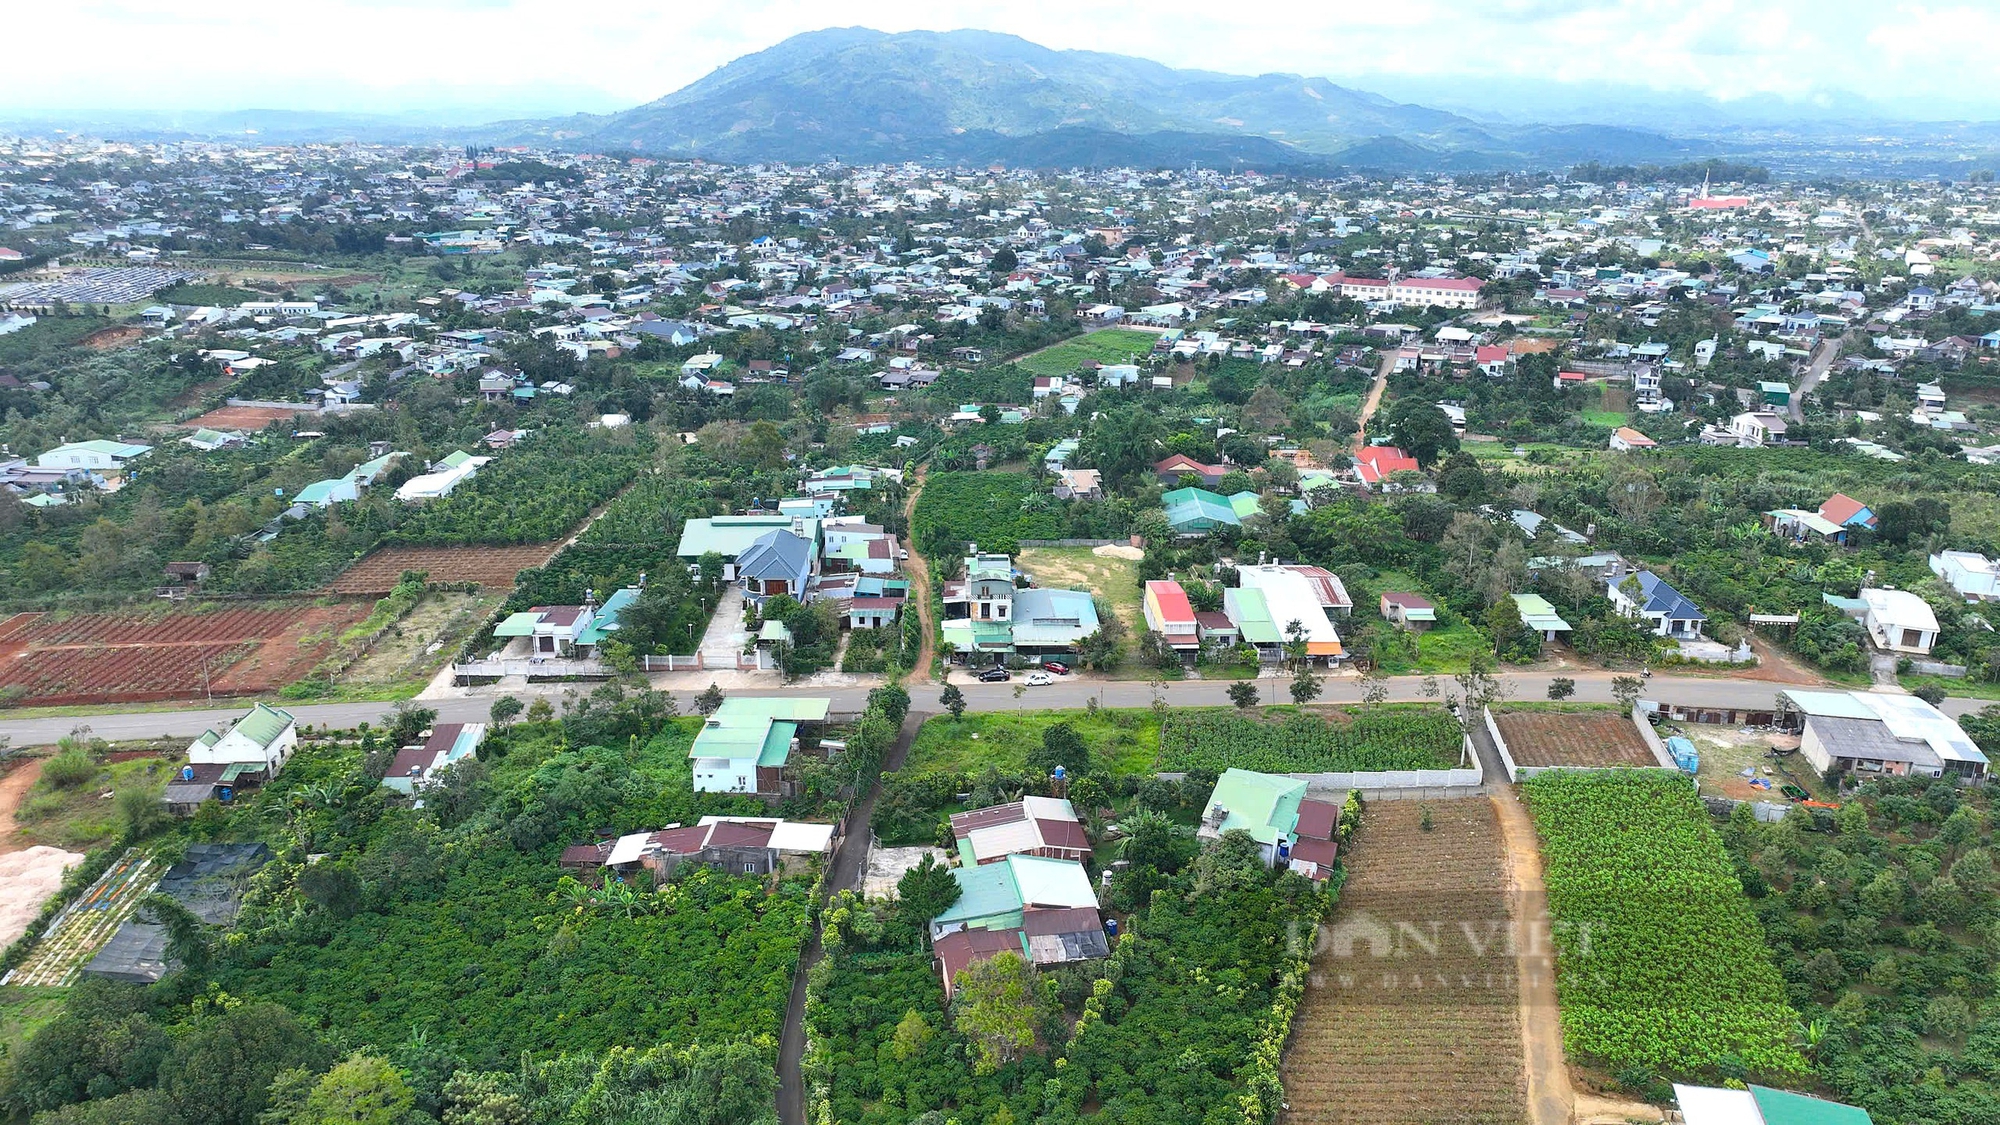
[1156,707,1463,774]
[1522,771,1805,1080]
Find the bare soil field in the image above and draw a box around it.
[1281,799,1528,1125]
[1491,709,1656,769]
[0,603,368,705]
[338,590,502,687]
[326,544,562,594]
[181,404,310,430]
[81,325,145,349]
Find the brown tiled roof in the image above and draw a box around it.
[1034,819,1092,852]
[1294,798,1339,841]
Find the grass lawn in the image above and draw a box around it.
[0,986,66,1058]
[1582,410,1627,427]
[1416,625,1492,672]
[1903,674,2000,701]
[906,709,1162,776]
[13,752,177,851]
[1017,545,1143,635]
[1010,328,1159,378]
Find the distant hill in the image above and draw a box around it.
[525,27,1698,171]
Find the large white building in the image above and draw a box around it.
[1931,550,2000,602]
[1780,689,1987,783]
[1859,588,1939,656]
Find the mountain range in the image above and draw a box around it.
[485,28,1703,172]
[13,28,2000,175]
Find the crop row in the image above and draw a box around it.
[1157,707,1462,773]
[0,643,256,702]
[19,608,302,646]
[1521,770,1806,1078]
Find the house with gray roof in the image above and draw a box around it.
[1607,570,1706,638]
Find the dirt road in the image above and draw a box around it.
[0,757,43,854]
[899,467,936,684]
[1353,350,1396,452]
[1490,787,1574,1125]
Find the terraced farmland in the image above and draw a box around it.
[1280,799,1528,1125]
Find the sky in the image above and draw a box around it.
[5,0,1998,121]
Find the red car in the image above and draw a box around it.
[1042,661,1071,675]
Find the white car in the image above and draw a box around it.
[1023,671,1055,687]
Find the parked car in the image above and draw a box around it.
[977,667,1012,683]
[1042,661,1071,675]
[1024,671,1055,686]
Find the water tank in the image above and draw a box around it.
[181,765,195,781]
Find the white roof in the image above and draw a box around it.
[1672,1084,1763,1125]
[1782,689,1988,767]
[1861,588,1939,633]
[606,830,655,867]
[697,815,838,854]
[1237,565,1339,643]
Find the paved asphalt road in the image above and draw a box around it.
[1790,337,1841,423]
[3,670,1987,746]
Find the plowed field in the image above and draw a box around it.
[326,544,560,594]
[1491,710,1656,769]
[0,603,367,705]
[1280,799,1528,1125]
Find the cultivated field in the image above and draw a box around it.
[326,544,562,593]
[1281,799,1528,1125]
[0,603,368,705]
[1010,328,1161,377]
[1491,708,1656,769]
[181,404,310,430]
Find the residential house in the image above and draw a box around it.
[1237,563,1342,662]
[1380,592,1436,632]
[1009,588,1101,658]
[1729,411,1788,446]
[1930,550,2000,602]
[676,514,821,580]
[1860,588,1939,655]
[1354,445,1422,490]
[1818,492,1876,531]
[1512,593,1573,642]
[950,796,1092,865]
[1672,1083,1872,1125]
[941,549,1017,663]
[382,723,487,795]
[1780,689,1987,783]
[164,703,297,814]
[1160,487,1240,535]
[1142,579,1200,653]
[1607,571,1706,638]
[929,854,1108,997]
[395,450,489,502]
[1153,453,1228,488]
[1053,467,1103,501]
[688,696,832,796]
[1196,769,1340,881]
[1223,584,1286,662]
[1765,508,1850,546]
[735,527,818,604]
[596,816,836,880]
[1609,426,1656,452]
[37,440,151,482]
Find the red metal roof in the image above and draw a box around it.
[1144,580,1196,624]
[1294,798,1339,841]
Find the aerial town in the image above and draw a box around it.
[0,102,1996,1125]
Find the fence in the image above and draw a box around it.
[452,657,612,680]
[1910,659,1969,678]
[638,653,705,672]
[1701,795,1795,823]
[1650,701,1779,727]
[1486,707,1678,783]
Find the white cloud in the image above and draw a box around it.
[2,0,1993,117]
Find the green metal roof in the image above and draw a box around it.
[493,611,543,637]
[232,703,294,748]
[676,515,817,559]
[575,587,639,646]
[437,449,476,469]
[932,854,1098,928]
[1749,1086,1872,1125]
[689,697,831,767]
[1202,768,1306,846]
[1161,486,1240,530]
[1226,586,1283,645]
[941,619,1015,651]
[1512,593,1572,632]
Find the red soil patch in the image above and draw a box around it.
[181,404,311,431]
[1492,709,1657,769]
[0,602,368,706]
[326,544,562,594]
[81,325,146,349]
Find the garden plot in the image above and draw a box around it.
[4,850,158,987]
[1281,799,1529,1125]
[1491,708,1659,770]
